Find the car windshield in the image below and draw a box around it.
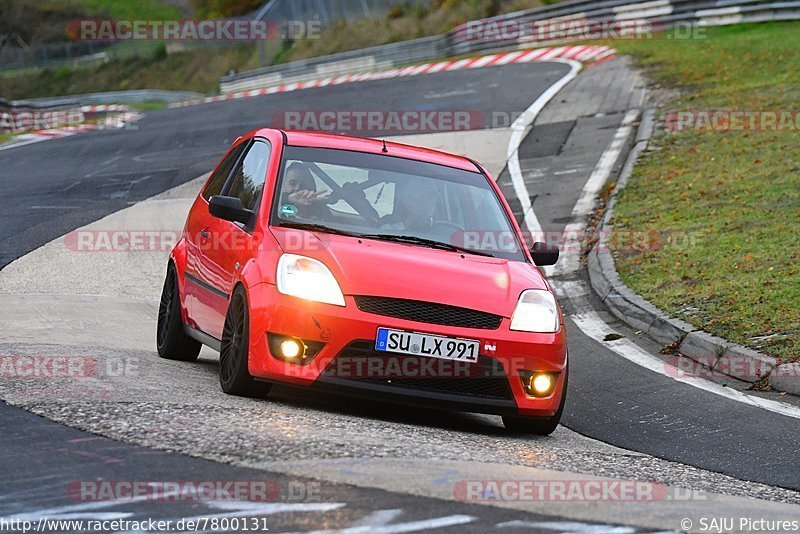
[271,146,526,261]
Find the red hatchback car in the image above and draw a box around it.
[157,128,567,435]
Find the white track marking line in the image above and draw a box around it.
[507,59,582,241]
[562,280,800,420]
[352,509,404,527]
[514,90,800,419]
[0,136,49,151]
[554,110,638,276]
[497,520,636,533]
[286,514,476,534]
[117,502,347,534]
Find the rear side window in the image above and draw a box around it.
[202,143,246,201]
[226,140,271,211]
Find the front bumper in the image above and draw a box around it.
[246,283,567,417]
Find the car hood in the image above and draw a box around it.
[270,228,548,317]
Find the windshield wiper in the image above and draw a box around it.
[359,233,494,257]
[277,221,364,239]
[277,223,495,257]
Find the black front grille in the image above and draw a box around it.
[354,296,503,330]
[321,341,514,401]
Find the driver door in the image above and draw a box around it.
[187,139,272,339]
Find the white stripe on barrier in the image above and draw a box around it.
[562,45,590,59]
[468,54,500,68]
[516,48,550,62]
[494,50,525,65]
[426,61,452,73]
[538,46,569,60]
[445,58,473,71]
[408,63,432,75]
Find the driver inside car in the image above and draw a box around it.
[280,162,331,219]
[381,180,445,238]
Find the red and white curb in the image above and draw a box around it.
[0,111,142,151]
[170,45,616,109]
[78,104,130,113]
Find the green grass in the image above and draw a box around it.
[53,0,181,20]
[0,43,272,98]
[127,100,168,111]
[608,22,800,361]
[281,0,555,63]
[3,0,556,98]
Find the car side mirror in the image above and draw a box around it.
[208,195,252,225]
[531,242,559,266]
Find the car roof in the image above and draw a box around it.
[255,128,481,174]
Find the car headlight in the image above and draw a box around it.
[510,289,560,333]
[276,254,345,307]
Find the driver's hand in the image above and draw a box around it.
[288,190,329,206]
[341,182,366,199]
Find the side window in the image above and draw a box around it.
[202,143,245,201]
[226,140,271,211]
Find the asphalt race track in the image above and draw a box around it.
[0,62,570,267]
[2,58,800,532]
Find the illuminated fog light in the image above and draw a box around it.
[521,371,557,397]
[280,339,303,359]
[531,373,554,395]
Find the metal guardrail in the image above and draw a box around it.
[220,0,800,93]
[221,35,449,93]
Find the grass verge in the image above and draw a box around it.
[2,0,557,99]
[0,44,274,98]
[608,22,799,361]
[282,0,552,63]
[56,0,181,20]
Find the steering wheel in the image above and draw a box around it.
[431,220,465,233]
[304,162,381,225]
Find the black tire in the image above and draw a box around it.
[157,264,201,362]
[502,363,569,436]
[219,286,268,397]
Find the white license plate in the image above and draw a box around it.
[375,328,480,363]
